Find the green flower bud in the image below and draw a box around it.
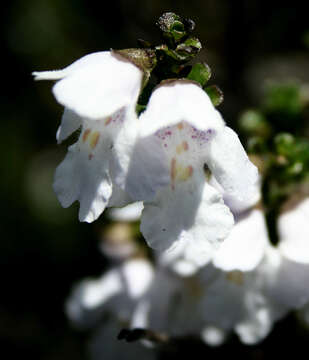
[156,12,195,45]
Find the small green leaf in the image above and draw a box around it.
[204,85,224,107]
[176,37,202,60]
[187,63,211,86]
[155,44,188,63]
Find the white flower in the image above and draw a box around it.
[137,194,309,345]
[281,196,309,327]
[99,222,140,261]
[133,244,290,345]
[66,258,154,328]
[33,51,148,222]
[277,196,309,264]
[66,258,155,359]
[212,208,268,272]
[209,176,267,272]
[266,196,309,310]
[138,80,258,262]
[107,202,144,222]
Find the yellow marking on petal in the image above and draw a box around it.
[176,144,183,154]
[89,131,100,149]
[170,157,177,190]
[176,165,194,182]
[226,271,244,286]
[170,158,177,181]
[82,129,91,142]
[105,117,112,126]
[170,158,194,188]
[176,141,189,155]
[177,123,184,130]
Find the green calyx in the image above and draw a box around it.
[113,48,157,89]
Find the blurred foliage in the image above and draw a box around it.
[1,1,309,360]
[239,80,309,245]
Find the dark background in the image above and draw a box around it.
[1,1,309,359]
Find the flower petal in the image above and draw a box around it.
[33,52,112,80]
[206,126,259,202]
[56,108,82,144]
[278,197,309,263]
[114,132,170,201]
[209,175,261,215]
[213,209,268,271]
[139,80,225,137]
[66,268,123,328]
[201,326,227,346]
[121,259,154,299]
[141,181,234,260]
[107,186,132,210]
[35,52,143,119]
[235,299,273,345]
[108,202,144,222]
[265,254,309,309]
[53,142,112,223]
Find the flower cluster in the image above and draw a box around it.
[65,188,309,360]
[33,49,258,266]
[33,12,309,359]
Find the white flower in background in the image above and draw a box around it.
[66,257,154,360]
[211,177,267,272]
[287,197,309,327]
[277,196,309,264]
[33,51,163,222]
[100,202,144,260]
[135,193,309,346]
[267,196,309,311]
[107,202,144,222]
[213,194,309,343]
[98,222,140,261]
[138,80,258,264]
[212,208,268,272]
[132,245,286,346]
